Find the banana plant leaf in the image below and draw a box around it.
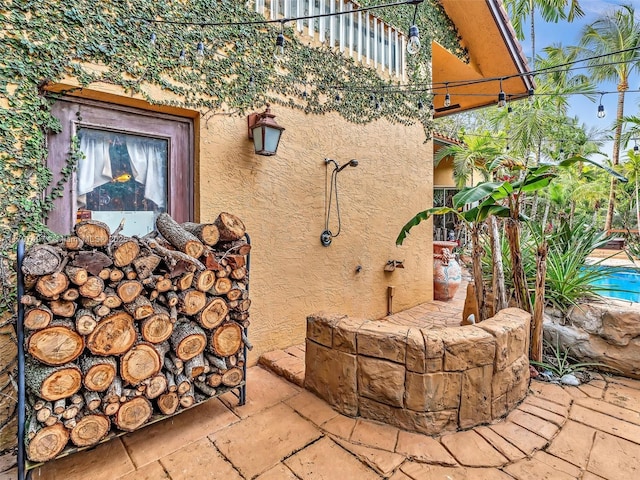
[560,156,628,183]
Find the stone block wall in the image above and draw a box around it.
[305,308,531,436]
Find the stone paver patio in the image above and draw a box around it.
[9,280,640,480]
[16,351,640,480]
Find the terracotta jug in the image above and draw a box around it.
[433,241,462,301]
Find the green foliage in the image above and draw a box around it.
[0,0,464,314]
[540,219,617,311]
[530,338,612,377]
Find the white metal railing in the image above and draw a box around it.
[256,0,405,78]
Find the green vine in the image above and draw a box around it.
[0,0,464,314]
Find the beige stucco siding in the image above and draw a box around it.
[199,106,434,363]
[48,81,436,365]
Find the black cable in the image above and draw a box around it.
[132,0,423,28]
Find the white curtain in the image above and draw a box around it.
[125,136,167,209]
[77,130,112,196]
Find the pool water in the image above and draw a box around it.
[590,268,640,303]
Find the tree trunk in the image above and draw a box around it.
[178,289,207,315]
[36,273,69,299]
[132,253,162,280]
[171,322,207,361]
[488,216,508,313]
[81,356,117,392]
[531,240,548,362]
[157,392,179,415]
[26,421,69,462]
[75,220,110,247]
[156,213,205,258]
[140,308,174,344]
[193,269,216,292]
[124,295,154,320]
[221,367,243,387]
[24,305,53,330]
[604,87,627,232]
[70,414,110,447]
[86,311,136,356]
[505,217,532,313]
[145,374,168,400]
[198,298,229,330]
[111,237,140,268]
[120,343,163,385]
[115,397,152,432]
[49,300,76,318]
[211,323,242,357]
[28,323,84,365]
[470,226,486,322]
[78,276,105,299]
[181,222,220,246]
[214,212,246,242]
[116,280,144,303]
[22,245,64,276]
[25,361,82,401]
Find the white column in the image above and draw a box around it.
[357,10,362,61]
[319,0,326,42]
[330,0,335,48]
[348,4,353,56]
[339,0,345,53]
[373,17,377,68]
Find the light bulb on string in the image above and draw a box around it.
[195,41,205,63]
[443,83,450,108]
[178,49,186,64]
[597,93,606,118]
[407,25,420,55]
[335,93,341,103]
[417,100,424,110]
[634,140,639,153]
[406,2,421,55]
[274,22,285,63]
[149,33,157,47]
[497,79,506,108]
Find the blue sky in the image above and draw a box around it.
[520,0,640,156]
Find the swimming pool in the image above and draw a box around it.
[589,267,640,303]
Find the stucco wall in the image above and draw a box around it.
[434,157,456,187]
[199,107,435,363]
[47,82,436,366]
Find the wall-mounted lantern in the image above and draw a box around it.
[247,104,285,156]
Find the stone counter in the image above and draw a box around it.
[304,308,531,436]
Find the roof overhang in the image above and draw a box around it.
[432,0,534,117]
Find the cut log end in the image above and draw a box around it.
[70,415,110,447]
[26,422,69,463]
[115,397,152,432]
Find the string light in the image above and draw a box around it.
[634,140,638,152]
[135,0,425,56]
[274,22,285,62]
[444,83,450,108]
[406,1,421,55]
[497,79,506,108]
[149,33,157,47]
[178,49,186,64]
[195,41,205,62]
[597,93,606,119]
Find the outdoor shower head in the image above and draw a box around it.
[336,159,359,172]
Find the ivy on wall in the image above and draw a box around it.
[0,0,464,314]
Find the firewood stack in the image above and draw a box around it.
[21,212,251,463]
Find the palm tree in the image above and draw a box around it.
[580,4,640,232]
[622,148,640,230]
[504,0,584,62]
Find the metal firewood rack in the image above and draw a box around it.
[16,234,250,480]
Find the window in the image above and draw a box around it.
[47,98,193,236]
[433,188,460,242]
